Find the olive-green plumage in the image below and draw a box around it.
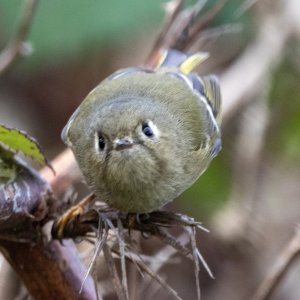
[62,49,221,213]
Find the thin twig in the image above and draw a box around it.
[117,218,129,300]
[190,227,201,300]
[146,0,183,66]
[148,233,189,273]
[0,0,39,75]
[186,0,228,51]
[251,225,300,300]
[235,0,260,18]
[79,225,108,295]
[145,0,227,67]
[103,243,127,300]
[124,243,183,300]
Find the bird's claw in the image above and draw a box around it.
[54,193,96,239]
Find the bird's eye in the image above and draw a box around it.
[98,135,106,150]
[142,123,154,137]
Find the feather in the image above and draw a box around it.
[201,75,222,124]
[155,48,209,73]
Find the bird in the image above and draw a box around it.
[61,48,221,214]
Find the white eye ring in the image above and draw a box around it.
[142,121,160,138]
[142,123,154,137]
[95,132,106,152]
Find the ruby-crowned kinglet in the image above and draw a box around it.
[62,49,221,213]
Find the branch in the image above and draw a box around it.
[145,0,183,67]
[251,225,300,300]
[0,159,52,241]
[0,159,97,299]
[0,0,39,75]
[0,240,97,300]
[145,0,227,67]
[52,206,203,240]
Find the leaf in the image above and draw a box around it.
[0,158,17,185]
[0,124,51,169]
[0,147,17,186]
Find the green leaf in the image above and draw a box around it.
[0,124,49,168]
[0,147,17,185]
[0,158,17,185]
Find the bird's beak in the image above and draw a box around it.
[113,138,135,151]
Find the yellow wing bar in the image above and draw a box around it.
[155,48,209,74]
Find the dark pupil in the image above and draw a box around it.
[142,124,154,137]
[98,136,105,150]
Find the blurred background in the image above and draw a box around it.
[0,0,300,299]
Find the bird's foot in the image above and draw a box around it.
[55,193,96,239]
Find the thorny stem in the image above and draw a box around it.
[0,240,97,300]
